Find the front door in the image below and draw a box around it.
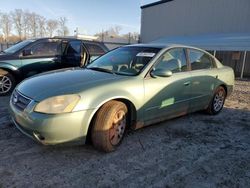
[20,39,61,78]
[62,40,82,68]
[143,48,192,124]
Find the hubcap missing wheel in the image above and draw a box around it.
[109,110,126,146]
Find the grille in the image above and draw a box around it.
[11,90,32,111]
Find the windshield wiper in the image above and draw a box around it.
[86,67,115,74]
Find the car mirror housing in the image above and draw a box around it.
[151,69,173,78]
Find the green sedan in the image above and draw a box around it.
[9,44,234,152]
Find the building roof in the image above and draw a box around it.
[151,33,250,51]
[125,43,207,51]
[141,0,173,9]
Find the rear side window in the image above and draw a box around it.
[85,43,105,55]
[85,43,106,62]
[189,49,214,70]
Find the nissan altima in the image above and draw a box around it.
[9,44,234,152]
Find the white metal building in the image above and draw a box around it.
[140,0,250,77]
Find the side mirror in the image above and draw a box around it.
[22,49,33,56]
[151,69,173,78]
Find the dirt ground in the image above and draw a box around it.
[0,80,250,188]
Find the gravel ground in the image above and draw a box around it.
[0,80,250,188]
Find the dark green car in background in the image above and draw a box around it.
[0,37,108,96]
[9,43,234,152]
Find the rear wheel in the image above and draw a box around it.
[0,69,15,96]
[207,86,226,115]
[91,100,128,152]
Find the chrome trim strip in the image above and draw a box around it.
[12,90,33,111]
[16,90,33,102]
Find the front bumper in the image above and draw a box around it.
[9,100,95,145]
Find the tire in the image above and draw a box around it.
[206,86,226,115]
[91,100,128,152]
[0,69,16,96]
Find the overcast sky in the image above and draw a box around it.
[0,0,156,35]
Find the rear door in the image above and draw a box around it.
[188,48,219,112]
[20,39,61,78]
[143,48,192,123]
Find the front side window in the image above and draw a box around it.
[29,41,59,56]
[87,47,161,76]
[154,48,187,73]
[3,40,35,54]
[189,49,214,70]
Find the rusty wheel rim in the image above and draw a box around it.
[109,110,126,146]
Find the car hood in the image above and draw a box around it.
[17,68,128,101]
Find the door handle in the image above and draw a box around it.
[183,81,190,86]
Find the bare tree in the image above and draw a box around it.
[123,32,140,42]
[114,26,122,36]
[131,32,140,41]
[46,19,58,37]
[0,12,12,42]
[37,15,46,37]
[95,25,122,39]
[107,25,122,37]
[0,11,2,42]
[22,10,31,39]
[11,9,23,40]
[0,9,69,41]
[29,12,38,37]
[58,17,69,36]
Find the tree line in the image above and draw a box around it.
[94,25,139,42]
[0,9,69,43]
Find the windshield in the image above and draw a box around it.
[3,40,35,54]
[87,46,161,76]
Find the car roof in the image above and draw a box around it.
[28,37,103,44]
[126,43,197,49]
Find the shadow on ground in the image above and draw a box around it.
[0,104,249,187]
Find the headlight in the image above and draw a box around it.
[34,95,80,114]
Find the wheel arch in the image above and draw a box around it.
[85,97,137,144]
[219,84,228,97]
[115,98,137,125]
[0,64,20,80]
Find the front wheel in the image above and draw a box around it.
[91,101,128,152]
[0,69,16,96]
[207,86,226,115]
